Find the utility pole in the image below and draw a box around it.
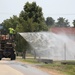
[64,43,66,61]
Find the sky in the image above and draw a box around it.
[0,0,75,26]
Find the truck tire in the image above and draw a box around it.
[11,54,16,60]
[0,58,2,60]
[0,54,2,60]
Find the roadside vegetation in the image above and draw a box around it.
[40,61,75,75]
[16,56,75,75]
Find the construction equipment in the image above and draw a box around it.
[0,25,16,60]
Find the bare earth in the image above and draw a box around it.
[36,66,65,75]
[0,61,23,75]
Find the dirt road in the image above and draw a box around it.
[0,59,50,75]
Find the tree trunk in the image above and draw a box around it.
[22,50,27,59]
[34,50,37,59]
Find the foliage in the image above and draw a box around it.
[72,20,75,27]
[46,17,55,27]
[19,2,48,32]
[56,17,70,27]
[20,2,44,22]
[16,34,31,52]
[2,15,19,33]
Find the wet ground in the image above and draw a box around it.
[0,58,50,75]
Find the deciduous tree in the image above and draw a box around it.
[56,17,70,27]
[72,20,75,27]
[46,17,55,27]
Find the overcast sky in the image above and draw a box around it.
[0,0,75,26]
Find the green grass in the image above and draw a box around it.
[16,57,75,75]
[16,57,42,64]
[40,63,75,75]
[39,61,75,75]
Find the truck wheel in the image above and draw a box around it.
[11,54,16,60]
[0,58,2,60]
[0,55,2,60]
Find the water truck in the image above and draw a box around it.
[0,25,16,60]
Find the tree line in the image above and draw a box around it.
[1,2,75,58]
[2,2,75,32]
